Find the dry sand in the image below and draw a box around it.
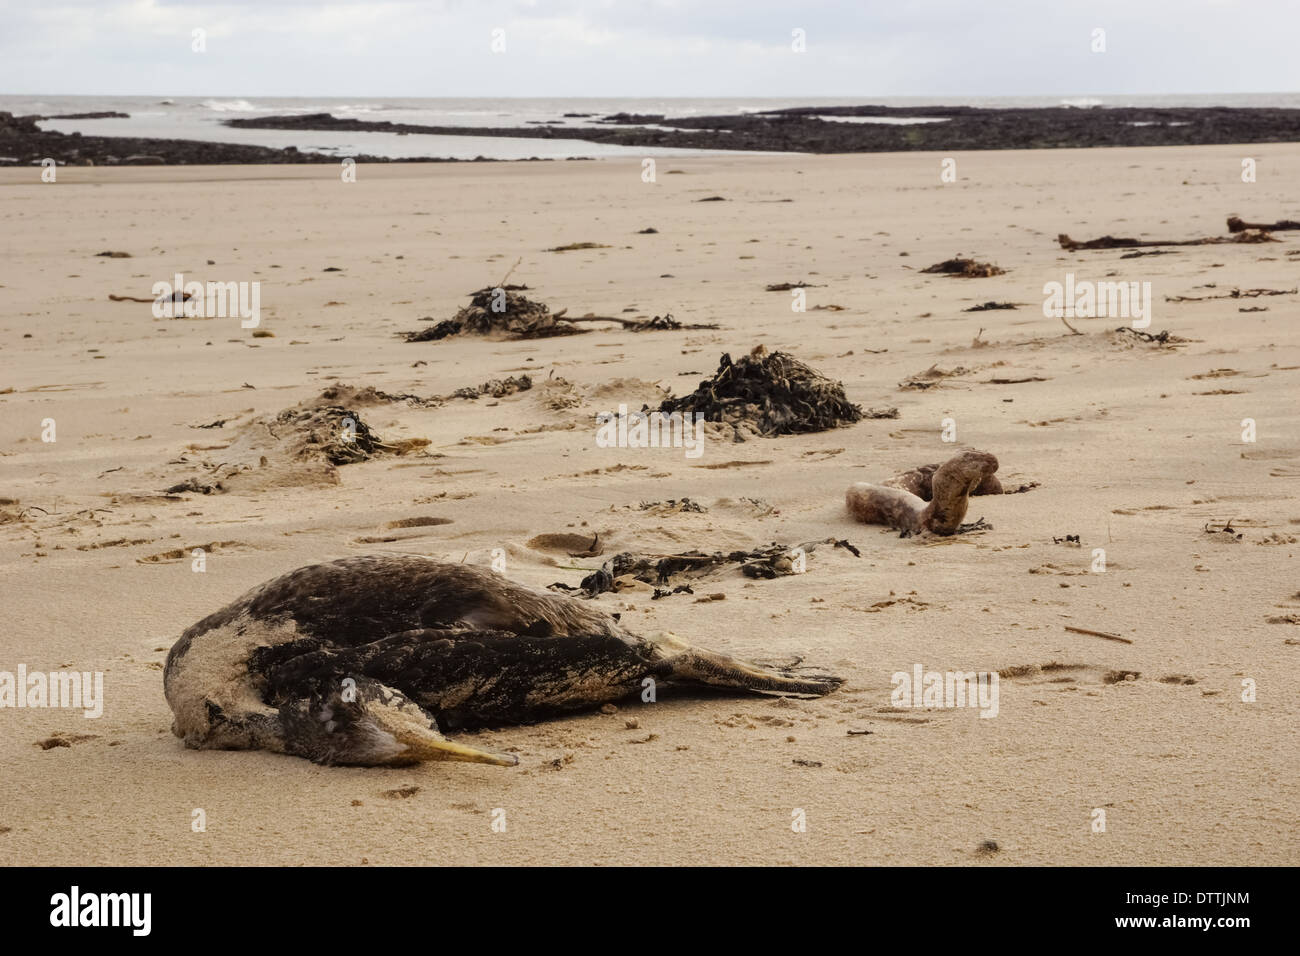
[1,145,1297,865]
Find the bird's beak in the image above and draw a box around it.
[398,730,519,766]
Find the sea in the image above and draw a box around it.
[3,94,1297,161]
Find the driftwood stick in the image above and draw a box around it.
[1064,625,1134,644]
[497,256,522,288]
[1227,215,1300,233]
[557,313,718,331]
[1058,231,1276,251]
[558,314,643,326]
[1165,287,1296,303]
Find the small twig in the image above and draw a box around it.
[497,257,522,289]
[1064,625,1133,645]
[560,314,656,328]
[567,533,600,557]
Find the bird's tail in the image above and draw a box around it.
[649,633,844,698]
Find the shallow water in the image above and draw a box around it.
[4,93,1297,160]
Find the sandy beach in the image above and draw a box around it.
[1,145,1296,866]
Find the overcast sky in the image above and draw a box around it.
[1,0,1294,98]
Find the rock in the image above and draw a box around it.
[40,111,129,120]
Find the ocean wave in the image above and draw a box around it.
[1060,97,1104,109]
[334,103,400,114]
[201,99,338,116]
[201,98,263,113]
[816,115,950,125]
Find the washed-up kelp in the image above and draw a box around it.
[1164,287,1296,302]
[404,285,717,342]
[316,377,532,406]
[658,346,862,437]
[964,301,1018,312]
[898,364,970,390]
[1112,327,1185,345]
[272,403,395,465]
[921,258,1006,277]
[162,392,429,494]
[623,312,718,332]
[550,539,861,598]
[315,383,441,408]
[1058,231,1276,251]
[404,286,581,341]
[1227,215,1300,233]
[765,281,824,291]
[448,375,532,399]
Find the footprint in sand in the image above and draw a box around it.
[871,708,935,724]
[137,540,250,563]
[526,532,604,557]
[693,459,773,470]
[77,536,155,552]
[998,663,1141,686]
[1241,446,1300,461]
[384,517,453,530]
[354,516,454,544]
[716,713,795,729]
[35,733,100,751]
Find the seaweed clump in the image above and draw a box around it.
[162,392,429,494]
[551,539,861,597]
[449,375,532,399]
[404,286,582,341]
[658,346,862,439]
[921,258,1006,277]
[274,403,390,465]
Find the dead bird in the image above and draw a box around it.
[164,555,843,767]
